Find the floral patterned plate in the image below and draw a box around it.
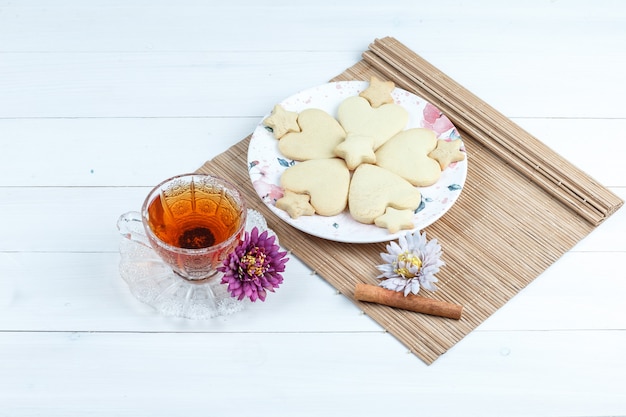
[247,81,467,244]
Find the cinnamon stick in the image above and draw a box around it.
[354,283,463,320]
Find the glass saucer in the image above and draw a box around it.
[118,209,271,320]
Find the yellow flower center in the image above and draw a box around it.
[394,251,422,278]
[241,250,268,278]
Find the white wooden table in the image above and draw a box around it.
[2,1,625,415]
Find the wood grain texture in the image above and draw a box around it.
[1,0,625,415]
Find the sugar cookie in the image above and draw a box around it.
[428,139,466,170]
[374,207,415,233]
[375,128,441,187]
[279,158,350,217]
[337,96,408,150]
[333,133,377,170]
[358,76,395,108]
[348,164,421,225]
[279,108,346,161]
[263,104,300,139]
[275,190,315,219]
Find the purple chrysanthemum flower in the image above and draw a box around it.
[376,231,444,296]
[218,227,289,302]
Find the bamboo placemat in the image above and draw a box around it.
[197,37,623,364]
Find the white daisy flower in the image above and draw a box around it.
[376,231,445,296]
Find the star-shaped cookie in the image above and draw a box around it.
[428,139,465,170]
[359,76,395,108]
[263,104,300,139]
[275,190,315,219]
[374,207,415,234]
[333,133,376,170]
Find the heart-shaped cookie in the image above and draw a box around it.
[375,128,441,187]
[278,158,350,217]
[337,96,408,150]
[348,163,421,225]
[278,108,346,161]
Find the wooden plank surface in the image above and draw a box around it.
[1,0,625,414]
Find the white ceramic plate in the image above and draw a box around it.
[247,81,467,243]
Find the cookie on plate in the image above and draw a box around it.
[278,108,346,161]
[348,163,421,225]
[374,207,416,233]
[333,133,377,170]
[375,128,441,187]
[275,190,315,219]
[429,139,466,170]
[278,158,350,217]
[337,96,408,150]
[263,104,300,139]
[358,76,396,108]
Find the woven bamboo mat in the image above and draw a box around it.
[197,37,623,364]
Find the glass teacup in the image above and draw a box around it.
[117,173,247,282]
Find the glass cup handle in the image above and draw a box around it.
[117,211,151,248]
